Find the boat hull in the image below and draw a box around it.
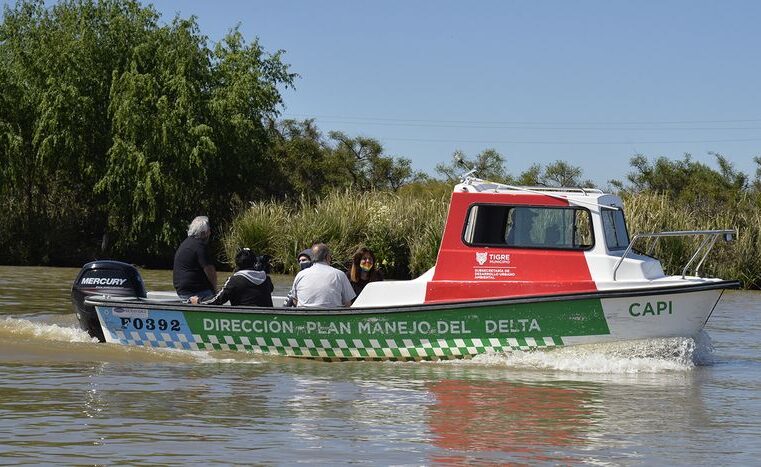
[88,282,735,361]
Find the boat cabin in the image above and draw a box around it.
[352,179,669,307]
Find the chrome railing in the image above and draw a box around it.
[612,229,736,281]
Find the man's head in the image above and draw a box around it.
[187,216,211,240]
[311,243,331,264]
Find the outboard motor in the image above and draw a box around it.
[71,260,147,342]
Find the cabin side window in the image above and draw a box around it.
[601,208,630,250]
[463,205,594,249]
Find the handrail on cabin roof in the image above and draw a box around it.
[458,177,617,210]
[461,177,604,195]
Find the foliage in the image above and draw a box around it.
[222,190,450,278]
[622,191,761,289]
[753,156,761,193]
[0,0,294,265]
[1,1,759,291]
[267,120,419,197]
[266,119,339,197]
[435,149,511,184]
[398,178,453,199]
[613,153,747,204]
[435,150,595,188]
[541,160,596,187]
[223,185,761,288]
[328,131,416,191]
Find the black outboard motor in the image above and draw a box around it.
[71,260,147,342]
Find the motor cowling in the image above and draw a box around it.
[71,260,147,342]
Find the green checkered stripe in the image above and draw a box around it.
[188,334,563,361]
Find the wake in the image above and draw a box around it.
[0,316,96,343]
[468,331,714,373]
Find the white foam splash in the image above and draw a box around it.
[0,316,97,343]
[0,315,714,371]
[196,356,264,364]
[0,316,267,363]
[468,334,714,374]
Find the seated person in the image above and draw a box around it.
[284,248,313,307]
[173,215,217,301]
[191,248,273,307]
[290,243,355,308]
[346,247,384,300]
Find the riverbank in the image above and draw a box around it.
[1,188,756,288]
[222,189,759,288]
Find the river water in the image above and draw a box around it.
[1,265,760,465]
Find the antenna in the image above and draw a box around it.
[455,154,477,181]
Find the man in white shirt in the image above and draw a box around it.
[291,243,355,308]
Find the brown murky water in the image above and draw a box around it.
[1,265,760,464]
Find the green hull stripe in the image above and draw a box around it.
[100,297,610,360]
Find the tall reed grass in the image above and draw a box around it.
[223,190,760,287]
[622,192,761,288]
[222,190,449,278]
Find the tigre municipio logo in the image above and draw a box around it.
[475,252,488,265]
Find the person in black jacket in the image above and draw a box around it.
[173,216,217,301]
[190,248,273,307]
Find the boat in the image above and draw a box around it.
[71,178,740,361]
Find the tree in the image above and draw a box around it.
[621,153,746,204]
[205,28,296,207]
[752,155,761,193]
[0,0,295,265]
[434,151,592,188]
[435,149,511,183]
[95,21,295,260]
[328,131,416,191]
[0,0,158,263]
[268,119,339,197]
[514,164,542,186]
[540,160,595,188]
[509,161,593,188]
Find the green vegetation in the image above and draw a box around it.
[0,0,296,265]
[1,1,760,289]
[222,153,761,288]
[621,191,761,288]
[223,191,449,278]
[434,149,595,187]
[614,154,761,288]
[0,0,416,266]
[220,181,761,288]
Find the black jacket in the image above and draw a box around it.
[173,236,214,296]
[201,270,273,307]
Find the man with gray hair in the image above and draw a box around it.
[291,243,355,308]
[173,215,218,301]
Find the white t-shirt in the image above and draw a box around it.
[292,262,356,307]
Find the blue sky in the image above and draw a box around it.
[6,1,761,186]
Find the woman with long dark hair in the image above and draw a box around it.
[346,247,384,299]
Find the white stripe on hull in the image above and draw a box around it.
[564,289,722,346]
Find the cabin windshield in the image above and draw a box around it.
[463,205,594,249]
[601,208,630,250]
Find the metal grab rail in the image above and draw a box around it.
[612,229,736,281]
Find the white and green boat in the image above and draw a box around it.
[72,179,739,361]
